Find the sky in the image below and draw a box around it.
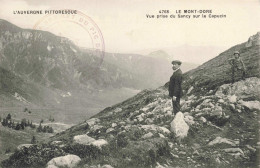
[0,0,259,64]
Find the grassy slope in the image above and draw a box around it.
[0,87,140,163]
[0,125,53,162]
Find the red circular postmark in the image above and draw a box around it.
[33,10,105,66]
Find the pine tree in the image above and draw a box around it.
[42,126,47,133]
[2,118,7,126]
[49,127,54,133]
[7,120,12,128]
[20,123,24,130]
[15,122,21,130]
[30,121,35,129]
[49,115,55,122]
[11,121,15,129]
[37,123,42,132]
[6,113,11,120]
[21,118,27,127]
[24,108,28,112]
[31,136,36,144]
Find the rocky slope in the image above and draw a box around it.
[1,33,259,168]
[2,77,259,168]
[177,32,260,94]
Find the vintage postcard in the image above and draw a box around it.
[0,0,259,167]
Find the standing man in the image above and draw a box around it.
[228,51,247,84]
[168,60,183,115]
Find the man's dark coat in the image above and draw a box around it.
[168,69,183,98]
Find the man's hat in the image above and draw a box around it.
[171,60,182,65]
[234,51,240,55]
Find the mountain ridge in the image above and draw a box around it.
[0,19,198,108]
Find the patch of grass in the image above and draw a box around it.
[63,144,102,160]
[0,126,52,162]
[1,143,66,168]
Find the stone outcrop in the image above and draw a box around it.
[73,134,108,148]
[91,139,108,149]
[170,112,189,139]
[208,137,239,146]
[73,134,95,145]
[46,154,81,168]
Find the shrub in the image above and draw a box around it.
[36,123,42,132]
[1,144,66,168]
[31,136,36,144]
[148,149,157,165]
[63,144,101,160]
[127,128,143,141]
[5,148,11,154]
[6,113,11,120]
[117,134,128,148]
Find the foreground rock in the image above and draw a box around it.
[73,134,108,148]
[91,139,108,149]
[208,137,239,146]
[73,134,95,145]
[46,155,81,168]
[170,112,189,139]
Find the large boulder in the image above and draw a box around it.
[140,125,170,135]
[46,154,81,168]
[91,139,108,149]
[142,132,153,139]
[239,100,260,110]
[102,165,114,168]
[73,134,108,148]
[228,95,237,103]
[158,126,171,134]
[216,77,260,100]
[106,128,115,133]
[73,134,95,145]
[208,136,239,146]
[223,148,245,158]
[86,118,100,127]
[114,107,122,113]
[211,105,223,117]
[184,115,195,126]
[170,112,189,139]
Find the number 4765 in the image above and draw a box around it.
[159,10,169,13]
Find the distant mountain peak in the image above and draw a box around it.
[147,50,172,60]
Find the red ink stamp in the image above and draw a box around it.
[33,10,105,67]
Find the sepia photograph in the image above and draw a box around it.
[0,0,259,167]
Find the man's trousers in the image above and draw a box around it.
[172,97,181,115]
